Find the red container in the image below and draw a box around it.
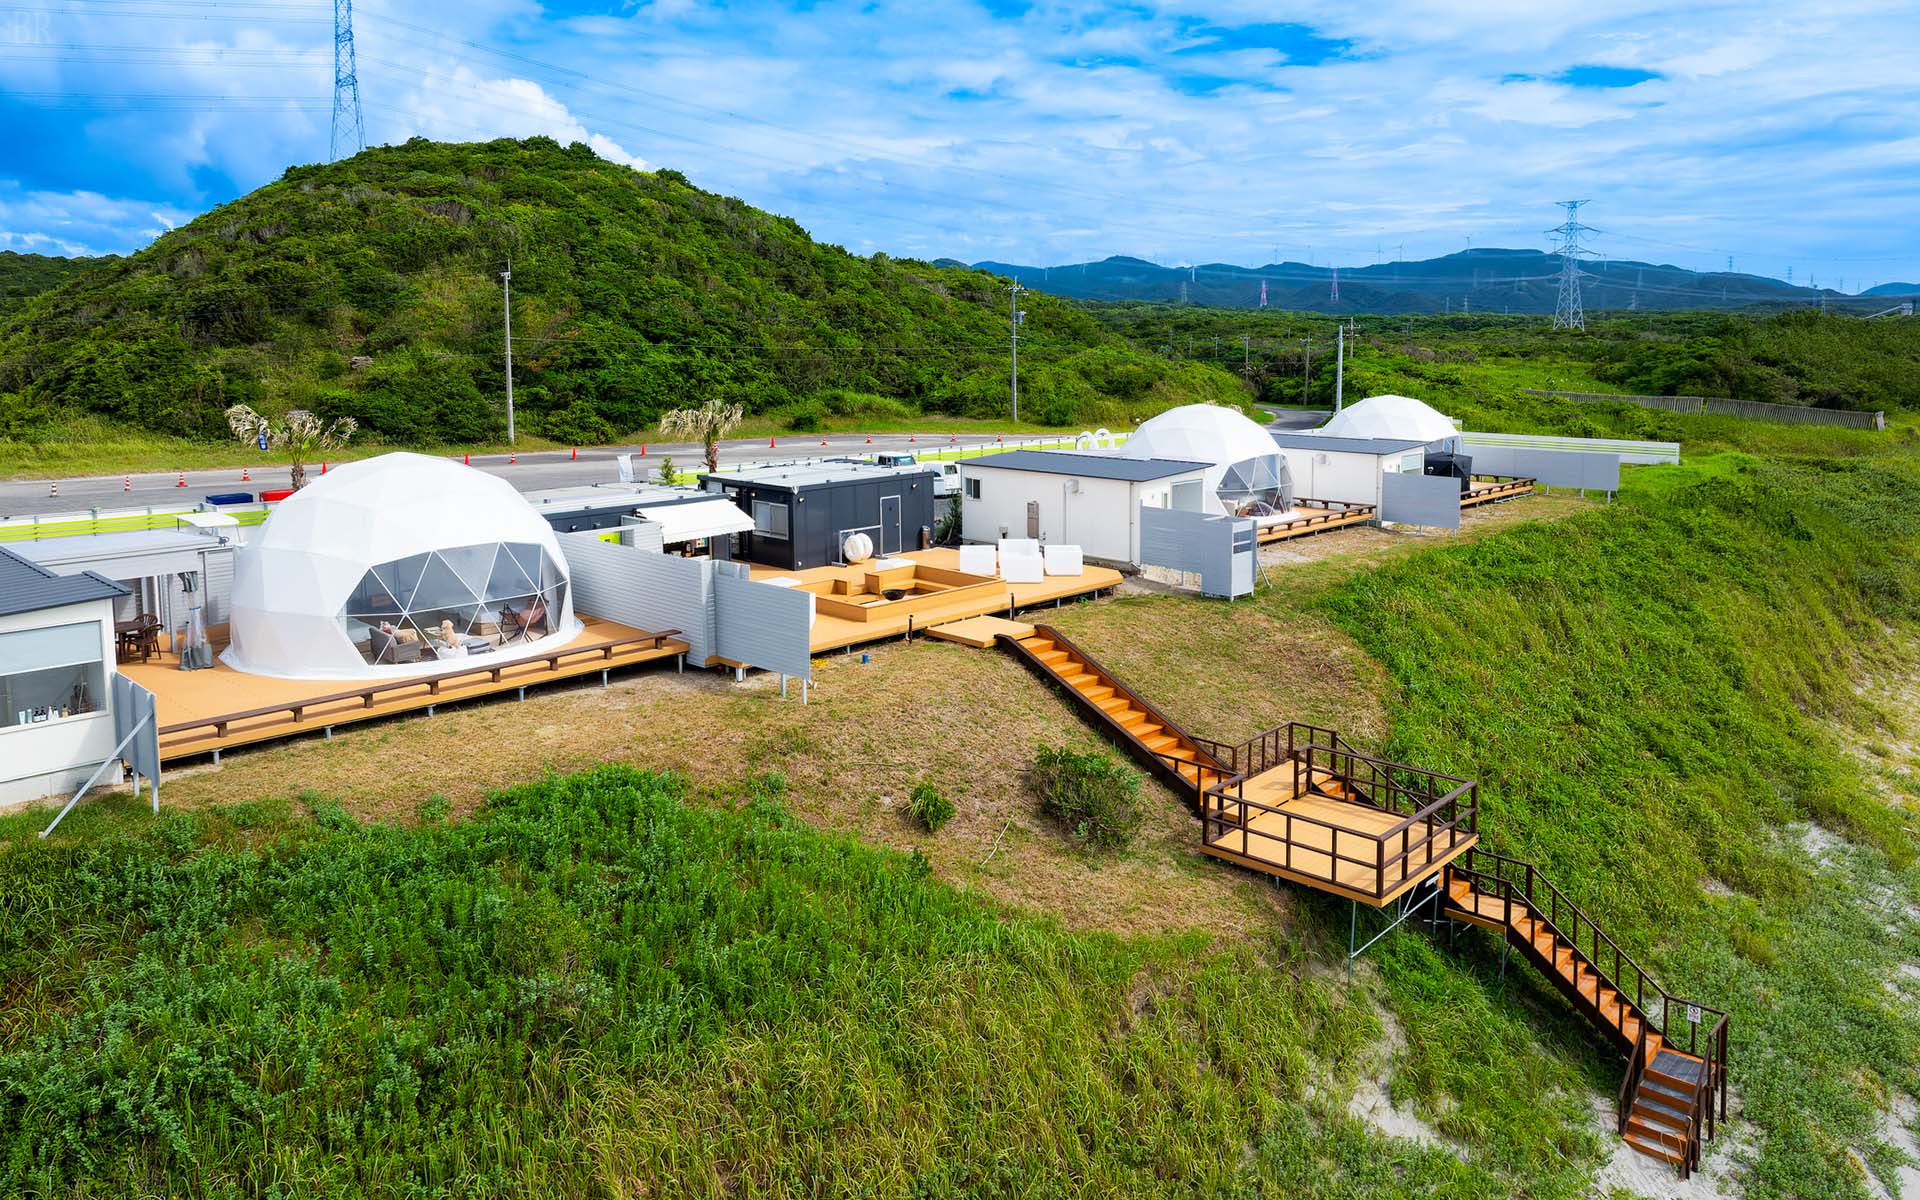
[260,488,295,503]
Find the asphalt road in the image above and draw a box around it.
[1,408,1332,519]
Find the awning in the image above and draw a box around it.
[176,512,240,529]
[635,499,754,544]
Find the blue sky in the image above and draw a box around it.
[1,0,1917,288]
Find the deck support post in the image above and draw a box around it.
[802,678,809,705]
[601,668,609,687]
[427,704,435,716]
[1500,937,1509,980]
[325,726,333,740]
[677,653,684,673]
[780,674,788,699]
[517,687,526,702]
[212,748,220,765]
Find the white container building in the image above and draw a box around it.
[1269,433,1430,509]
[957,450,1210,567]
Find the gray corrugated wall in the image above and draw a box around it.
[560,533,716,665]
[714,574,815,679]
[1139,506,1254,599]
[1463,446,1620,491]
[1380,472,1462,529]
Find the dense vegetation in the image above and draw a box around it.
[0,139,1243,448]
[1086,305,1920,413]
[0,251,108,306]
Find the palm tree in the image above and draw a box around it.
[658,399,744,475]
[225,405,359,490]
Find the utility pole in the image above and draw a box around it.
[1241,334,1250,381]
[1303,337,1312,405]
[1334,321,1345,413]
[1007,280,1026,423]
[500,259,515,445]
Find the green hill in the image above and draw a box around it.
[0,250,110,307]
[0,138,1243,445]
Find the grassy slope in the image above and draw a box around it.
[0,770,1535,1198]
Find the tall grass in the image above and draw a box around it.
[4,769,1551,1197]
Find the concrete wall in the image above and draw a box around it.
[0,598,118,809]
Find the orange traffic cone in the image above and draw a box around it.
[463,452,470,465]
[48,481,57,498]
[908,434,915,443]
[571,447,577,461]
[865,435,872,444]
[321,462,328,474]
[123,476,131,492]
[176,471,186,487]
[241,466,250,483]
[508,453,516,465]
[770,436,777,449]
[996,434,1003,444]
[820,437,828,446]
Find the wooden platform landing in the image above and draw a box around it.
[1202,765,1478,906]
[128,617,687,763]
[748,548,1121,653]
[1460,477,1536,508]
[925,615,1033,648]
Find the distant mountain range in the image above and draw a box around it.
[953,249,1888,314]
[1862,282,1920,297]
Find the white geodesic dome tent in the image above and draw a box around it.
[1317,394,1459,445]
[224,452,580,679]
[1118,403,1294,516]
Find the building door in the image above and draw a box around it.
[1026,500,1040,539]
[880,494,902,554]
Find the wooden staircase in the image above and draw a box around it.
[1441,851,1729,1178]
[998,624,1230,804]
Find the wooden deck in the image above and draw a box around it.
[1200,758,1478,906]
[1460,477,1536,508]
[747,548,1121,653]
[126,616,687,763]
[1258,502,1377,543]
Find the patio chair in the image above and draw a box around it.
[1042,545,1084,577]
[957,544,998,576]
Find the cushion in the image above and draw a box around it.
[1001,553,1045,584]
[957,545,998,576]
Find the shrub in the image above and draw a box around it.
[906,781,954,833]
[784,402,825,432]
[1030,746,1143,849]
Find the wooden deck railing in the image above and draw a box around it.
[158,628,683,743]
[1451,847,1730,1145]
[1196,722,1479,900]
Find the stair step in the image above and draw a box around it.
[1623,1122,1691,1164]
[1094,696,1132,713]
[1632,1094,1693,1131]
[1057,672,1096,689]
[1142,734,1179,752]
[1081,685,1115,702]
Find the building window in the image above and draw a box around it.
[753,499,790,540]
[0,622,106,728]
[339,542,568,668]
[965,477,982,500]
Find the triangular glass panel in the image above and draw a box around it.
[373,553,431,611]
[439,543,498,599]
[405,551,479,619]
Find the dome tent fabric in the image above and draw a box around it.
[1117,403,1294,515]
[1316,394,1459,445]
[225,452,580,679]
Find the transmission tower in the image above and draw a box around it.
[1259,279,1268,308]
[1547,199,1596,331]
[330,0,365,162]
[1330,266,1339,304]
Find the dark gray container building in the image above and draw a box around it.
[701,460,939,571]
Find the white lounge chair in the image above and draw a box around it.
[1001,552,1045,583]
[1042,545,1084,576]
[958,544,998,576]
[998,537,1041,558]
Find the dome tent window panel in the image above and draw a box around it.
[370,553,432,612]
[486,546,538,598]
[438,543,501,600]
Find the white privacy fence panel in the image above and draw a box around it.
[1462,431,1679,466]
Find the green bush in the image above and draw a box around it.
[1030,746,1144,849]
[784,402,825,432]
[906,781,954,832]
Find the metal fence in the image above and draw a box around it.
[1466,446,1620,493]
[713,563,814,680]
[1524,389,1885,431]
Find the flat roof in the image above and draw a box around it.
[704,460,937,490]
[520,483,709,511]
[1269,432,1431,455]
[11,528,233,567]
[959,450,1210,482]
[0,546,128,617]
